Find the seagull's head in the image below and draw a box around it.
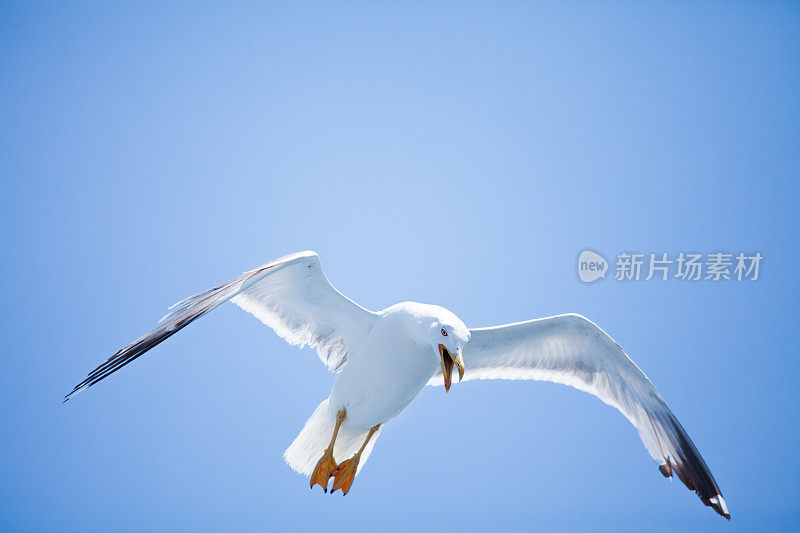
[429,316,469,392]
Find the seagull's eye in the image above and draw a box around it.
[441,328,448,336]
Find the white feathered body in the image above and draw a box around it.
[331,305,440,429]
[284,303,440,475]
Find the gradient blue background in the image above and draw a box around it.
[1,2,798,531]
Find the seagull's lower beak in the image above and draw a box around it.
[438,344,465,392]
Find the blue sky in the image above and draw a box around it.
[1,2,798,531]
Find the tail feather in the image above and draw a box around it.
[284,398,382,476]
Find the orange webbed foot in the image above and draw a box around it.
[331,456,359,495]
[310,449,337,493]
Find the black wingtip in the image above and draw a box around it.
[651,412,730,520]
[713,504,731,521]
[705,494,731,520]
[62,388,78,403]
[63,381,91,403]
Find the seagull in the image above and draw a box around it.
[65,251,729,518]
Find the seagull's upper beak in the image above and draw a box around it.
[438,344,465,392]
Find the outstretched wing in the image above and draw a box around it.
[429,313,729,519]
[66,251,376,401]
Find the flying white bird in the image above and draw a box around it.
[65,251,729,518]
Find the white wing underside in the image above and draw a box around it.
[428,313,729,519]
[65,252,375,399]
[228,252,375,372]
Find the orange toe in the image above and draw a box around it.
[310,450,338,493]
[331,456,359,495]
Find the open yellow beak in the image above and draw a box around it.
[438,344,465,392]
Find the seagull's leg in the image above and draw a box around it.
[331,423,380,495]
[310,408,346,493]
